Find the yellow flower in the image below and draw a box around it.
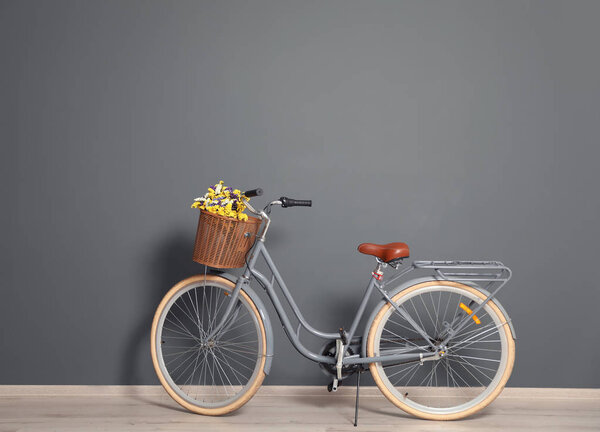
[192,181,251,221]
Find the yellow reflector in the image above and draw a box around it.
[459,302,481,325]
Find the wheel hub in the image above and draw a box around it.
[438,344,448,357]
[200,339,216,349]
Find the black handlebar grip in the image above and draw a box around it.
[244,188,263,198]
[280,197,312,208]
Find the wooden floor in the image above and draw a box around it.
[0,386,599,431]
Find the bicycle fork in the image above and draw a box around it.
[204,275,247,342]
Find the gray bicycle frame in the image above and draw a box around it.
[207,201,512,367]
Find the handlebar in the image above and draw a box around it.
[244,188,263,198]
[280,196,312,208]
[241,188,312,213]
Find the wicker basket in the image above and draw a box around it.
[193,210,261,268]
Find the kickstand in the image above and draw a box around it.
[354,369,361,427]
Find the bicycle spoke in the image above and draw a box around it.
[408,298,431,342]
[381,326,427,351]
[451,320,506,346]
[386,317,423,338]
[165,346,198,357]
[452,319,496,340]
[448,354,496,377]
[214,346,252,383]
[452,346,501,353]
[419,294,437,338]
[162,324,200,340]
[424,360,442,387]
[217,318,253,338]
[183,350,203,392]
[214,347,258,373]
[448,358,489,388]
[403,360,423,386]
[208,290,228,333]
[164,316,200,342]
[217,345,259,357]
[173,349,203,384]
[450,309,493,340]
[222,329,260,343]
[167,349,199,374]
[173,300,202,337]
[185,290,205,338]
[162,335,201,340]
[194,350,208,400]
[385,361,420,378]
[441,292,452,333]
[391,362,421,385]
[209,348,236,396]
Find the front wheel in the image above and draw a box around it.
[151,274,267,415]
[367,280,515,420]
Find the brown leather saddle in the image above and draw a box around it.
[357,242,410,262]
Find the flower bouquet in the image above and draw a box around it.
[192,181,250,221]
[191,181,261,268]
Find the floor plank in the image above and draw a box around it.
[0,386,598,431]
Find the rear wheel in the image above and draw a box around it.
[151,274,267,415]
[367,280,515,420]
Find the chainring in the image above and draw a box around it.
[318,340,360,379]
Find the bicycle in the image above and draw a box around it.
[150,188,515,423]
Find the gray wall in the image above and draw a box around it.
[2,0,599,387]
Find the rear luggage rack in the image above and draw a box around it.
[413,260,511,283]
